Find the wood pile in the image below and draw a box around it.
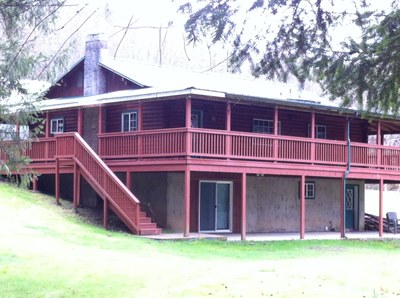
[365,213,399,233]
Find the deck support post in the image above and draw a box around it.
[226,102,231,159]
[55,159,60,205]
[184,168,190,237]
[310,110,316,163]
[104,198,109,230]
[73,162,78,210]
[241,172,247,241]
[126,171,132,190]
[273,107,279,160]
[77,171,81,207]
[300,175,306,239]
[32,177,38,191]
[340,176,345,238]
[377,121,382,167]
[379,179,384,237]
[185,97,192,157]
[98,106,103,155]
[45,112,50,158]
[77,108,83,135]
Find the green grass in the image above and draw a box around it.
[1,182,400,297]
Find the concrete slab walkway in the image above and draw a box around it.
[145,231,400,241]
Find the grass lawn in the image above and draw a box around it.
[1,182,400,298]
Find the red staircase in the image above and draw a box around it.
[55,133,161,235]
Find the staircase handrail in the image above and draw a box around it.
[55,132,140,233]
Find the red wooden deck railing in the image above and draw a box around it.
[28,128,400,171]
[55,133,141,234]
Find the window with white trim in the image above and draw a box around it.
[121,111,138,132]
[298,181,315,199]
[253,119,281,134]
[305,182,315,199]
[50,118,64,134]
[308,124,327,139]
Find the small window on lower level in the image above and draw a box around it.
[121,111,138,132]
[51,118,64,134]
[253,119,281,134]
[299,181,315,199]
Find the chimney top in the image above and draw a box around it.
[86,33,107,44]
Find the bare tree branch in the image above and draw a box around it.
[6,0,67,75]
[35,8,98,79]
[114,15,134,59]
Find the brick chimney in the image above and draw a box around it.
[84,33,107,96]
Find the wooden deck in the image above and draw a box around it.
[28,128,400,181]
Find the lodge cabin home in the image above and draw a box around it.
[24,34,400,238]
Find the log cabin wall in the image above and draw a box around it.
[231,104,275,132]
[191,99,226,130]
[165,99,185,128]
[48,110,78,136]
[105,102,140,133]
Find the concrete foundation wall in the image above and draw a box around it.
[132,172,168,229]
[247,176,364,232]
[166,172,184,232]
[131,172,184,232]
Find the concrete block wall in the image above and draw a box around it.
[130,172,184,232]
[246,176,364,232]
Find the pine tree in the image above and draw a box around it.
[0,0,65,186]
[180,0,400,114]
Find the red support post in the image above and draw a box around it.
[300,175,306,239]
[104,198,109,230]
[137,103,143,158]
[138,102,143,131]
[340,176,345,238]
[126,171,132,190]
[273,106,279,160]
[185,97,192,157]
[241,172,247,241]
[226,102,231,159]
[379,179,384,237]
[310,111,315,163]
[73,162,78,210]
[184,168,190,237]
[55,159,60,205]
[45,112,50,158]
[77,108,83,135]
[377,121,381,167]
[77,170,81,207]
[32,177,38,191]
[98,106,103,155]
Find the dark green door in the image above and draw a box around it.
[199,181,231,232]
[345,184,359,230]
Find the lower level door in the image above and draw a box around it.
[345,184,359,230]
[199,181,232,232]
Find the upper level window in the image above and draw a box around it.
[51,118,64,134]
[121,111,138,132]
[308,124,327,139]
[253,119,281,134]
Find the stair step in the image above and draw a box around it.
[140,222,158,229]
[139,228,162,236]
[140,217,152,224]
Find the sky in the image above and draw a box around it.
[53,0,396,102]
